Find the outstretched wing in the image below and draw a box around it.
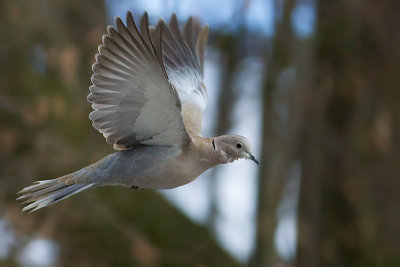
[151,15,209,136]
[88,12,190,150]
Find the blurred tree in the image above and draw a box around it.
[207,32,242,234]
[295,1,400,266]
[254,0,296,266]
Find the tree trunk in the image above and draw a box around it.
[296,1,400,266]
[254,0,296,266]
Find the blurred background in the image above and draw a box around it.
[1,0,400,266]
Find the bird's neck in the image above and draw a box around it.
[190,136,227,166]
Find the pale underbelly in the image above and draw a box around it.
[96,146,212,189]
[130,157,209,189]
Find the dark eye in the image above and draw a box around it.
[235,142,242,149]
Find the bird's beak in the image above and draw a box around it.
[247,153,259,165]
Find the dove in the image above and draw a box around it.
[18,12,258,212]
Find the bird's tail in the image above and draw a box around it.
[17,169,96,212]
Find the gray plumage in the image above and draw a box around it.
[18,12,258,212]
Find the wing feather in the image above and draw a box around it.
[88,12,190,150]
[154,15,209,136]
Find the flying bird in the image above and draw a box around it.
[18,12,258,212]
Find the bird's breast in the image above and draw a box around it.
[148,147,214,189]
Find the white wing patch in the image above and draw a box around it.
[167,67,207,111]
[155,16,209,136]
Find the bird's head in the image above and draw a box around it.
[212,135,259,165]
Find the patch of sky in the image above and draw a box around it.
[274,160,301,261]
[291,0,316,39]
[105,0,275,36]
[0,218,16,259]
[17,238,59,267]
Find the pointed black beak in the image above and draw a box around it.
[248,153,259,165]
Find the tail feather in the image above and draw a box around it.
[18,180,66,202]
[18,171,95,212]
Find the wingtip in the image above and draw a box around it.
[126,10,133,19]
[170,13,178,23]
[89,74,96,84]
[158,18,167,27]
[115,16,126,30]
[97,44,104,53]
[126,10,134,23]
[101,34,108,44]
[114,15,123,24]
[140,11,150,28]
[106,25,117,35]
[169,13,181,31]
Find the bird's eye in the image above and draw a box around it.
[235,142,242,149]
